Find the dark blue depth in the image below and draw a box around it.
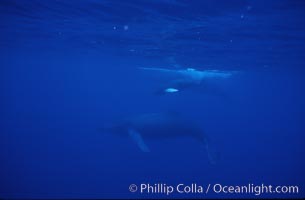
[0,0,305,199]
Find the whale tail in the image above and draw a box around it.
[201,137,220,165]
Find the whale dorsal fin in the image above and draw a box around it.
[128,128,150,152]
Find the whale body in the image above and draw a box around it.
[139,67,236,95]
[102,112,217,164]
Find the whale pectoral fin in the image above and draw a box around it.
[128,129,150,152]
[155,79,189,95]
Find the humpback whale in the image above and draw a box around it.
[102,112,217,164]
[139,67,235,95]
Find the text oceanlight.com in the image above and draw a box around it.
[129,183,299,196]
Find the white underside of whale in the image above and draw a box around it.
[139,67,233,82]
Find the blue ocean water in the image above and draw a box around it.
[0,0,305,199]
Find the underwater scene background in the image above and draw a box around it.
[0,0,305,199]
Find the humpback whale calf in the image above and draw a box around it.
[139,67,236,95]
[102,112,217,164]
